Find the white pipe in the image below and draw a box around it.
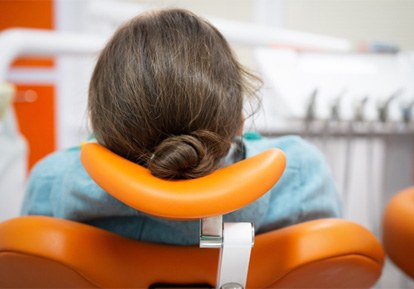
[210,17,353,52]
[0,22,354,84]
[0,28,106,83]
[89,1,354,52]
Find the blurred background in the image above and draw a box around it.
[1,1,414,287]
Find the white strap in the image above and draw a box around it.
[216,223,254,289]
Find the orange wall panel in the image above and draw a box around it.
[0,0,56,170]
[0,0,54,67]
[0,0,53,28]
[13,85,56,169]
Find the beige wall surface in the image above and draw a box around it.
[285,0,414,50]
[129,0,414,51]
[125,0,255,22]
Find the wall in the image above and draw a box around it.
[285,0,414,50]
[0,0,56,170]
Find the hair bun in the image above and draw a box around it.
[148,130,226,179]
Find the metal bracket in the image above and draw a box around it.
[200,215,223,248]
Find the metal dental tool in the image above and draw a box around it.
[303,88,318,139]
[378,88,404,123]
[401,98,414,124]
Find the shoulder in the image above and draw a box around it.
[22,146,82,216]
[26,146,83,199]
[244,133,342,230]
[243,134,324,171]
[243,133,337,200]
[29,146,81,180]
[243,133,314,153]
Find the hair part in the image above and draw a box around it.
[88,8,261,179]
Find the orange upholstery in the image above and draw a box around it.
[0,143,385,288]
[383,187,414,279]
[0,216,384,288]
[80,143,286,219]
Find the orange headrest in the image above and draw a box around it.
[80,143,286,220]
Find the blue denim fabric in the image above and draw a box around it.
[21,135,342,245]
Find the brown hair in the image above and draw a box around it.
[88,9,260,179]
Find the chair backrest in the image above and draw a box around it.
[0,143,385,288]
[383,187,414,279]
[0,216,384,288]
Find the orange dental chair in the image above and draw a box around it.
[383,187,414,279]
[0,143,384,288]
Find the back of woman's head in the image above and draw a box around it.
[89,8,259,179]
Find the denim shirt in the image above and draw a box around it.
[21,135,342,245]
